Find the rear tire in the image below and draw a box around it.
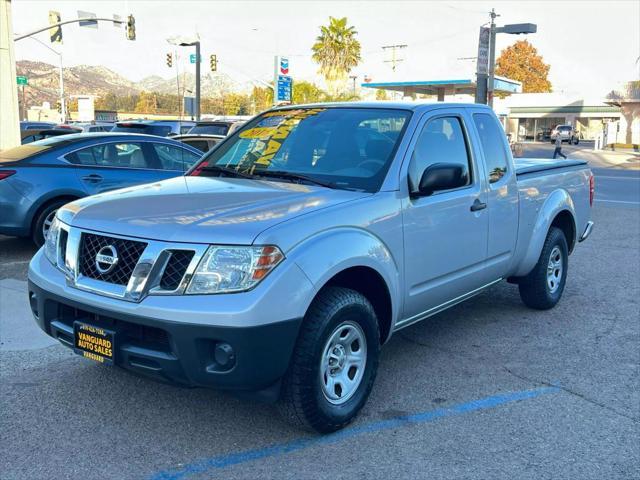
[32,199,69,247]
[278,287,380,433]
[518,227,568,310]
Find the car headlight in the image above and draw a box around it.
[186,245,284,294]
[44,216,62,265]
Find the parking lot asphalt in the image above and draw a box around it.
[1,144,639,480]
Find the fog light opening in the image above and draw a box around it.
[214,342,236,369]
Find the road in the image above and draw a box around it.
[1,145,638,480]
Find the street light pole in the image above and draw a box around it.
[484,9,537,108]
[26,36,65,122]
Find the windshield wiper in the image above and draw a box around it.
[254,170,337,189]
[197,165,255,179]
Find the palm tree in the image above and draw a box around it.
[312,17,361,94]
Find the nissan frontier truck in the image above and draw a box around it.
[28,102,594,432]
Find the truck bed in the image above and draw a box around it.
[515,158,587,176]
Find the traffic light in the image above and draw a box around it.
[210,54,217,72]
[55,100,61,113]
[126,14,136,40]
[49,11,62,44]
[166,53,173,68]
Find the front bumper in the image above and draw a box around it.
[28,249,314,391]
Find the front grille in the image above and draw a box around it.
[160,250,195,291]
[79,233,147,285]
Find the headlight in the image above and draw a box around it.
[44,216,62,265]
[186,245,284,294]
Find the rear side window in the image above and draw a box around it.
[473,113,509,183]
[152,144,201,171]
[408,116,472,193]
[68,143,150,168]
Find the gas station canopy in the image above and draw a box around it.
[361,77,522,101]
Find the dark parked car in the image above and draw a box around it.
[20,121,56,130]
[21,128,79,144]
[172,134,225,152]
[0,133,202,245]
[188,120,245,136]
[112,120,195,137]
[536,128,552,141]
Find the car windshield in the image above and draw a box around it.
[190,124,230,135]
[558,126,572,131]
[192,107,411,192]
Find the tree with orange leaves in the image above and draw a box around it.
[496,40,552,93]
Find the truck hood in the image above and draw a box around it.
[59,176,368,245]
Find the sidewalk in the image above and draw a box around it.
[571,148,640,170]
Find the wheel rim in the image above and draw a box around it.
[42,209,58,239]
[320,321,367,405]
[546,246,563,294]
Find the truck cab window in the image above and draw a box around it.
[408,116,472,193]
[473,113,509,183]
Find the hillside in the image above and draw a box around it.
[16,60,141,107]
[16,60,255,109]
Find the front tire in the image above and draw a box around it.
[518,227,568,310]
[32,200,68,247]
[278,287,380,433]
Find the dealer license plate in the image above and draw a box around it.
[74,322,115,364]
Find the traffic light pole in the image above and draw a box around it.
[195,41,201,121]
[13,17,125,41]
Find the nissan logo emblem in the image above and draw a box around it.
[95,245,119,274]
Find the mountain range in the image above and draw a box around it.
[16,60,255,108]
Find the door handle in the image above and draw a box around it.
[470,199,487,212]
[82,174,103,183]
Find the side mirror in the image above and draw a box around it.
[414,163,468,197]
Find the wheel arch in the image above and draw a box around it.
[289,227,401,344]
[29,192,83,235]
[513,189,577,277]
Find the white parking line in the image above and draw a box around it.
[595,176,640,181]
[595,199,640,205]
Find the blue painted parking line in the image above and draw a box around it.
[150,386,560,480]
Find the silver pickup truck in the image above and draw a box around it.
[28,102,594,432]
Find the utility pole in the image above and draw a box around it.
[1,0,20,149]
[382,44,407,72]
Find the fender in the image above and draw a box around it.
[286,227,401,332]
[514,188,577,277]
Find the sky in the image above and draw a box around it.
[11,0,640,98]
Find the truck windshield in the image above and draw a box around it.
[191,107,411,192]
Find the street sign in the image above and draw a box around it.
[276,75,292,103]
[476,27,490,76]
[78,11,98,28]
[113,14,122,28]
[16,76,28,86]
[184,96,196,117]
[189,53,202,64]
